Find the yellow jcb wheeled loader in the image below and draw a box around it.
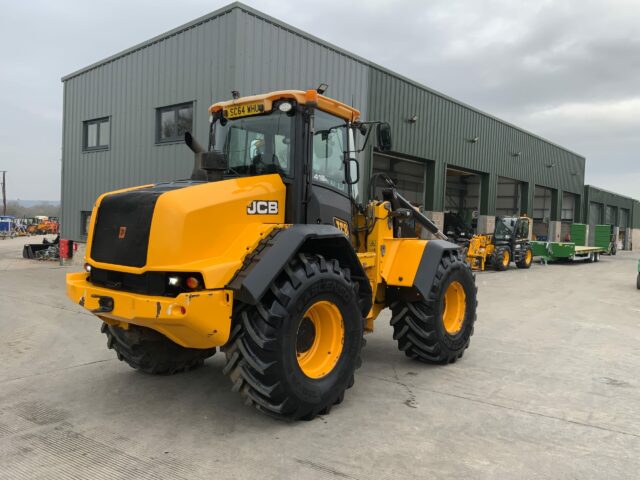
[66,89,478,420]
[465,216,533,271]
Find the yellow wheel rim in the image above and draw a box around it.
[502,250,510,266]
[525,249,532,264]
[296,301,344,379]
[442,281,466,335]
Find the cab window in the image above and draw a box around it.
[312,110,348,194]
[516,219,529,239]
[213,110,293,176]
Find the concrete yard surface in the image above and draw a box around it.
[1,235,639,479]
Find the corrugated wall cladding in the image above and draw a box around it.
[583,185,640,228]
[366,69,586,211]
[233,10,369,118]
[62,10,238,239]
[62,2,599,241]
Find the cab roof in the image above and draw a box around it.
[209,89,360,122]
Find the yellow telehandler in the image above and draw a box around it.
[465,216,533,271]
[66,89,477,420]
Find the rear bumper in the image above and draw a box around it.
[66,272,233,349]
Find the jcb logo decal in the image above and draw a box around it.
[333,217,350,236]
[247,200,279,215]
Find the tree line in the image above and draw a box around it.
[4,201,61,218]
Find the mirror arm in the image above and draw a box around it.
[350,124,375,153]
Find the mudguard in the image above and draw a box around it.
[227,225,372,314]
[413,240,462,298]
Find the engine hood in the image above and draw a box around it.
[87,174,286,288]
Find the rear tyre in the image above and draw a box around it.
[494,246,511,271]
[390,252,477,364]
[222,253,363,420]
[516,246,533,269]
[611,244,617,255]
[101,323,216,374]
[636,273,640,290]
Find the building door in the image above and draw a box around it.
[605,205,617,225]
[620,208,629,250]
[371,153,426,207]
[588,202,603,245]
[533,186,553,239]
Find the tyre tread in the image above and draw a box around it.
[222,253,363,420]
[390,252,477,364]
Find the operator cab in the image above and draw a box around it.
[198,89,391,231]
[494,216,530,245]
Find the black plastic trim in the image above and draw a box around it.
[413,240,461,299]
[227,225,372,315]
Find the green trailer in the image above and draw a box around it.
[530,241,605,264]
[594,224,616,255]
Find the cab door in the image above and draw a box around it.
[515,218,530,241]
[305,110,352,234]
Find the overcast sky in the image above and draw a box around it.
[0,0,638,201]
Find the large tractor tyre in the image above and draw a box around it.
[222,253,363,421]
[101,323,216,375]
[516,246,533,269]
[494,246,511,271]
[390,252,477,364]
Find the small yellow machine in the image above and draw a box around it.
[465,216,533,271]
[67,89,477,420]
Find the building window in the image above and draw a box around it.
[83,117,110,151]
[80,211,91,237]
[156,102,193,143]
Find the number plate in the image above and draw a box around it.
[224,102,265,119]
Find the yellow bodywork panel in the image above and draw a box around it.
[86,174,286,289]
[356,202,429,331]
[67,272,233,348]
[72,174,287,349]
[380,239,426,287]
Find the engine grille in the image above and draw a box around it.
[89,267,169,296]
[90,181,200,268]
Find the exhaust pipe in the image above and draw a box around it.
[185,131,205,154]
[185,132,206,180]
[186,132,209,180]
[185,132,227,181]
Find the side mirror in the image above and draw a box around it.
[345,157,360,185]
[377,122,392,151]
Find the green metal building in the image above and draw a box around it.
[60,2,639,250]
[583,185,640,249]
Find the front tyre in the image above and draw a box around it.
[494,246,511,271]
[222,254,363,420]
[102,323,216,374]
[516,246,533,269]
[390,252,477,364]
